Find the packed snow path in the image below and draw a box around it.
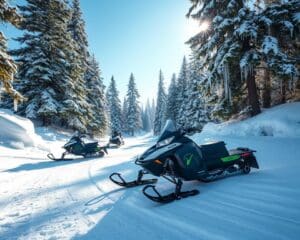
[1,133,300,240]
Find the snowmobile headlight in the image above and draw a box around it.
[156,136,175,148]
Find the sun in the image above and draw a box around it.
[185,19,210,38]
[199,21,210,32]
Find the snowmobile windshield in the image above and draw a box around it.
[158,120,177,142]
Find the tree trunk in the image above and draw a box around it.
[242,39,261,116]
[281,79,286,104]
[262,68,271,108]
[247,71,261,116]
[42,116,46,126]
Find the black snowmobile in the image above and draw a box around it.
[47,133,108,161]
[110,120,259,203]
[107,131,124,148]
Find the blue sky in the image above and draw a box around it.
[2,0,197,104]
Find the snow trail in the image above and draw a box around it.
[0,134,157,240]
[1,103,300,240]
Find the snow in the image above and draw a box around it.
[293,12,300,24]
[234,20,258,40]
[281,20,294,37]
[262,36,279,55]
[0,109,46,149]
[200,102,300,138]
[1,103,300,240]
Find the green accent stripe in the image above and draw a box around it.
[221,154,240,162]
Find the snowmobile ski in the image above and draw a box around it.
[47,152,105,161]
[109,171,157,188]
[142,179,199,203]
[47,153,74,161]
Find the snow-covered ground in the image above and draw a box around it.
[0,109,46,149]
[0,103,300,240]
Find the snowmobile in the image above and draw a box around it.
[109,120,259,203]
[47,133,108,161]
[107,132,124,148]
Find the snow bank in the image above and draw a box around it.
[200,102,300,138]
[0,109,45,149]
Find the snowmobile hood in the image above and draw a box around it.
[64,139,77,148]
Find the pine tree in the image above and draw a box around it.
[122,97,129,133]
[61,0,94,132]
[85,55,108,136]
[12,0,61,123]
[187,1,253,119]
[68,0,108,134]
[106,76,122,134]
[142,102,152,132]
[176,57,190,127]
[0,0,24,110]
[154,70,167,135]
[184,56,208,129]
[68,0,90,86]
[68,0,89,64]
[150,98,156,127]
[46,0,89,130]
[146,99,154,131]
[260,1,299,104]
[187,0,299,120]
[165,73,177,122]
[12,0,91,132]
[126,73,141,136]
[187,0,250,119]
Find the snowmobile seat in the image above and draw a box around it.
[84,142,99,152]
[200,141,229,170]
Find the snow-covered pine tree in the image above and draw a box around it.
[187,0,299,120]
[68,0,91,94]
[165,73,177,123]
[85,55,108,136]
[150,98,156,127]
[141,102,152,132]
[68,0,89,68]
[183,56,208,130]
[121,97,129,133]
[12,0,90,131]
[187,0,252,120]
[126,73,141,136]
[141,105,145,130]
[43,0,90,130]
[11,0,59,123]
[63,0,97,132]
[176,57,190,127]
[69,0,108,134]
[145,99,154,131]
[0,0,23,110]
[258,0,300,104]
[233,0,299,110]
[106,76,123,134]
[153,70,167,135]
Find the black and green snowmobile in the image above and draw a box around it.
[110,120,259,203]
[47,133,108,161]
